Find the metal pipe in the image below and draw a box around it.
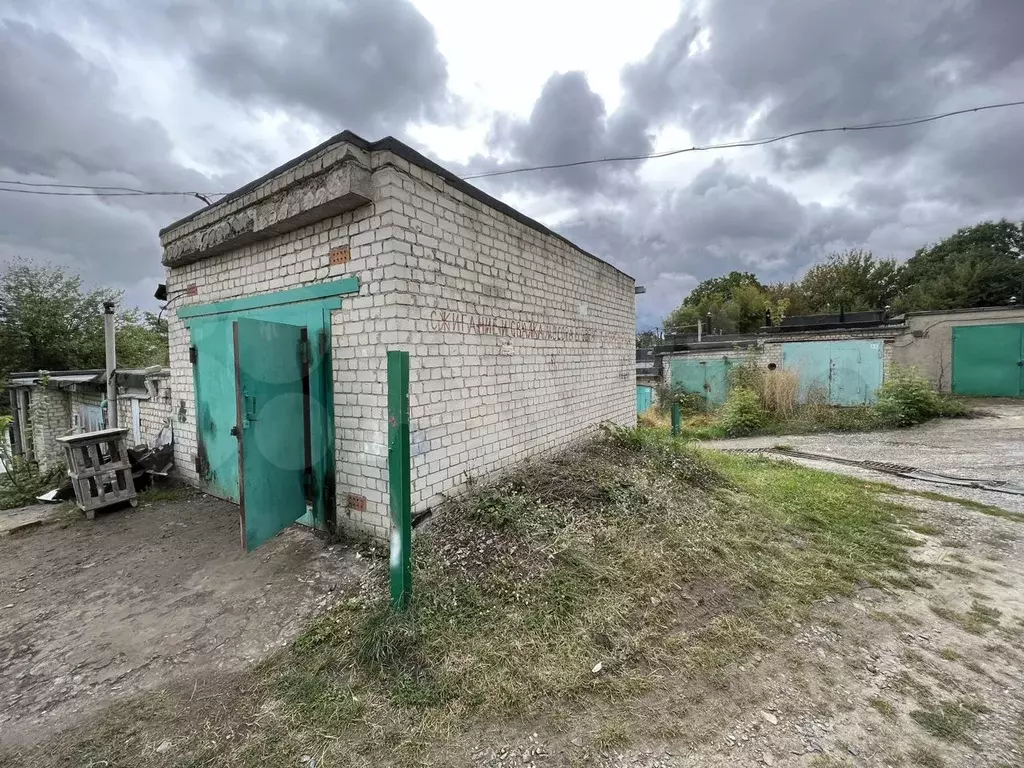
[103,302,118,428]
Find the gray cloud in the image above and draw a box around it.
[550,160,875,328]
[467,0,1024,329]
[186,0,459,136]
[623,0,1024,172]
[32,0,460,139]
[0,19,230,307]
[0,0,459,310]
[472,71,653,196]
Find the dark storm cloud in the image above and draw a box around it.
[185,0,459,136]
[0,19,229,305]
[0,0,458,310]
[548,161,874,329]
[40,0,460,138]
[622,0,1024,172]
[471,0,1024,329]
[473,71,653,196]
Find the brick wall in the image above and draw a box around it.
[29,387,70,471]
[116,385,174,446]
[372,151,635,530]
[164,139,635,542]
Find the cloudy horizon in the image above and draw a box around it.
[1,0,1021,329]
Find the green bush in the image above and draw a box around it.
[718,387,767,436]
[874,366,956,427]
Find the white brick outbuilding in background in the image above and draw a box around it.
[161,131,636,543]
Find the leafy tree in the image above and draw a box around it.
[797,249,905,313]
[666,271,768,334]
[117,310,169,367]
[902,220,1024,310]
[681,271,762,307]
[635,330,660,348]
[0,259,168,396]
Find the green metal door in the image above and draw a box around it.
[636,385,654,415]
[952,324,1024,397]
[829,340,883,405]
[189,301,334,531]
[233,318,311,551]
[782,340,883,405]
[668,357,732,406]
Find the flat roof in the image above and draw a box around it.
[904,305,1024,318]
[160,130,633,281]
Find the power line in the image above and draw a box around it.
[0,98,1019,197]
[0,179,225,195]
[461,99,1024,181]
[0,179,227,202]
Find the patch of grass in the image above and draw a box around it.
[909,699,988,744]
[930,602,1001,635]
[962,659,988,677]
[869,697,897,720]
[893,671,934,701]
[908,743,946,768]
[903,649,927,666]
[937,647,959,661]
[897,490,1024,523]
[941,538,967,549]
[898,611,925,627]
[908,522,943,536]
[810,756,853,768]
[8,428,922,768]
[941,564,975,579]
[136,483,191,503]
[869,610,903,626]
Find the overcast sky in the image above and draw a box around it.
[1,0,1021,329]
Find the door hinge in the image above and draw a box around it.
[189,345,198,364]
[318,329,328,359]
[303,466,315,500]
[299,337,310,366]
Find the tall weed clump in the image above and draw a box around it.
[729,361,800,419]
[874,365,965,427]
[718,387,766,436]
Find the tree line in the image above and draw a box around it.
[660,219,1024,338]
[0,259,169,402]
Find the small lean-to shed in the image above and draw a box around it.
[159,131,636,550]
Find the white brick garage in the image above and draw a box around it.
[161,131,636,545]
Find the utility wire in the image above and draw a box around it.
[0,98,1020,194]
[461,99,1024,181]
[0,179,226,195]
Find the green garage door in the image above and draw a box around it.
[668,357,733,406]
[952,324,1024,397]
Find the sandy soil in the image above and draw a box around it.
[0,489,362,747]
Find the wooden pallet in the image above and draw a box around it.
[56,428,138,518]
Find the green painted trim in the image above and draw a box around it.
[177,276,360,319]
[388,350,412,610]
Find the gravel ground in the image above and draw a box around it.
[701,400,1024,515]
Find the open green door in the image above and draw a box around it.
[232,318,311,552]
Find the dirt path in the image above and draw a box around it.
[0,490,363,747]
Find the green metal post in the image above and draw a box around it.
[387,350,412,610]
[671,403,682,436]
